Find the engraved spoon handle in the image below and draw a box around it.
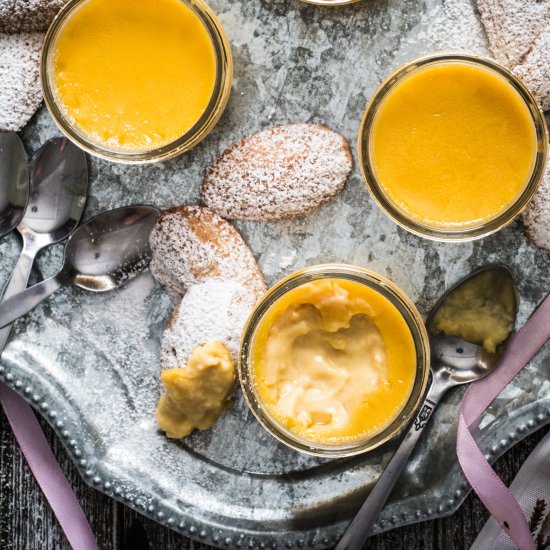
[0,244,38,352]
[336,374,450,550]
[0,271,70,330]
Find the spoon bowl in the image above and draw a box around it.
[0,132,29,237]
[66,205,161,291]
[428,336,497,383]
[20,137,88,244]
[0,205,160,330]
[428,265,518,384]
[0,137,88,354]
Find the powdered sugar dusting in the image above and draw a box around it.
[161,280,257,368]
[201,123,352,221]
[0,33,43,131]
[513,27,550,111]
[3,271,168,442]
[0,0,66,33]
[477,0,550,68]
[522,161,550,251]
[149,205,266,302]
[399,0,489,56]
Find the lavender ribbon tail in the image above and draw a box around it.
[0,383,99,550]
[457,294,550,550]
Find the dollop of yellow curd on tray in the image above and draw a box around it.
[251,279,416,445]
[51,0,217,152]
[369,61,538,229]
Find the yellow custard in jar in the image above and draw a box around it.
[368,60,538,230]
[251,278,417,445]
[51,0,217,152]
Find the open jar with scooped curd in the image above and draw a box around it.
[239,264,430,457]
[41,0,232,163]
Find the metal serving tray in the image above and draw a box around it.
[1,0,549,547]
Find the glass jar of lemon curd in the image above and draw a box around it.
[239,264,430,457]
[358,53,548,241]
[41,0,232,163]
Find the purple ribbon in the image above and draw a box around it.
[0,383,98,550]
[457,294,550,550]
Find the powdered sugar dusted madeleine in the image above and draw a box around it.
[161,280,257,368]
[513,27,550,111]
[477,0,550,68]
[0,0,66,33]
[200,123,353,221]
[477,0,550,110]
[522,160,550,251]
[149,205,266,301]
[0,33,43,131]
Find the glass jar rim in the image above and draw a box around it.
[357,52,549,242]
[238,264,431,458]
[299,0,361,5]
[40,0,232,164]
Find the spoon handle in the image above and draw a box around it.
[335,375,449,550]
[0,272,68,330]
[0,247,38,352]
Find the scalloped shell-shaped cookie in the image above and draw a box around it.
[161,280,257,367]
[200,123,353,221]
[149,205,266,302]
[522,160,550,251]
[477,0,550,68]
[0,33,43,131]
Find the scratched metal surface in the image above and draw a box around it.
[0,0,549,548]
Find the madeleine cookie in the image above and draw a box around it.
[200,123,353,221]
[522,160,550,251]
[513,28,550,111]
[477,0,550,68]
[160,280,257,368]
[0,33,43,131]
[0,0,66,33]
[149,205,266,302]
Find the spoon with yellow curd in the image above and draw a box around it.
[337,265,518,550]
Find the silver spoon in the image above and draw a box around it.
[336,265,518,550]
[0,132,29,237]
[0,137,88,353]
[0,205,160,329]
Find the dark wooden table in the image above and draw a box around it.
[0,406,547,550]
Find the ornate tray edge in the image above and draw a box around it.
[1,358,549,549]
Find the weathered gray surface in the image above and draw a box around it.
[0,0,549,547]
